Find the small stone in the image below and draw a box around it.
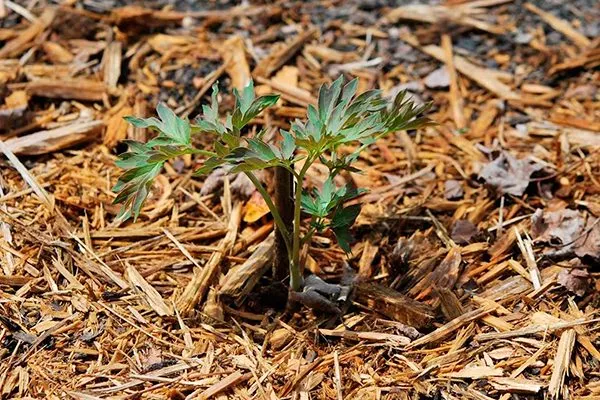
[444,180,464,200]
[424,67,450,89]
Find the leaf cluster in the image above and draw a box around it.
[113,76,433,252]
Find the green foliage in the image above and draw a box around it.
[113,76,432,288]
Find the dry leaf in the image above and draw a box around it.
[243,191,269,223]
[479,151,544,196]
[557,265,589,296]
[451,220,478,245]
[531,209,600,261]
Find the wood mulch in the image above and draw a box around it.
[0,0,599,398]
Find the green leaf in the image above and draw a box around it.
[124,104,191,146]
[301,191,320,216]
[124,116,163,130]
[242,95,279,125]
[192,119,226,135]
[332,225,353,253]
[156,103,191,145]
[204,83,220,122]
[246,138,277,162]
[214,141,227,157]
[229,158,271,173]
[340,78,358,104]
[146,146,214,163]
[318,76,343,123]
[280,130,295,160]
[194,157,225,175]
[230,81,279,130]
[306,104,322,141]
[236,80,255,115]
[318,178,335,212]
[331,204,361,228]
[112,162,163,221]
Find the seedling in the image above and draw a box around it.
[113,76,432,292]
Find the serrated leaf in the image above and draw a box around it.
[340,78,358,104]
[205,83,220,122]
[195,157,225,175]
[306,104,322,141]
[246,138,277,162]
[156,103,191,145]
[331,204,361,228]
[113,162,163,221]
[301,191,320,216]
[146,146,214,163]
[280,130,295,160]
[231,107,244,130]
[318,178,335,211]
[318,76,343,123]
[242,95,279,125]
[124,116,163,130]
[229,158,270,173]
[238,80,255,114]
[214,141,227,157]
[120,140,149,152]
[332,225,353,253]
[192,119,226,135]
[145,136,177,147]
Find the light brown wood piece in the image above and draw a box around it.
[525,3,591,49]
[104,106,131,148]
[442,34,465,129]
[102,41,123,89]
[253,28,317,78]
[5,120,104,155]
[220,35,251,90]
[490,378,543,394]
[548,329,576,399]
[41,42,73,64]
[402,33,520,100]
[385,4,505,34]
[354,282,435,329]
[176,202,242,314]
[407,306,493,348]
[0,8,55,59]
[25,79,107,101]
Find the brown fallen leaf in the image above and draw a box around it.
[200,166,229,196]
[531,208,600,261]
[575,217,600,261]
[451,220,478,245]
[479,151,544,196]
[531,208,584,258]
[200,167,258,199]
[243,191,269,223]
[557,263,589,296]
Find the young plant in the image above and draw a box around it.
[113,76,432,292]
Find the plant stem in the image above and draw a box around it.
[301,227,316,246]
[289,156,314,291]
[244,171,291,255]
[273,166,294,281]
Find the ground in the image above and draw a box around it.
[0,0,599,399]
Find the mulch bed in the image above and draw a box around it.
[0,0,599,398]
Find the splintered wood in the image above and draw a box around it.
[0,0,599,399]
